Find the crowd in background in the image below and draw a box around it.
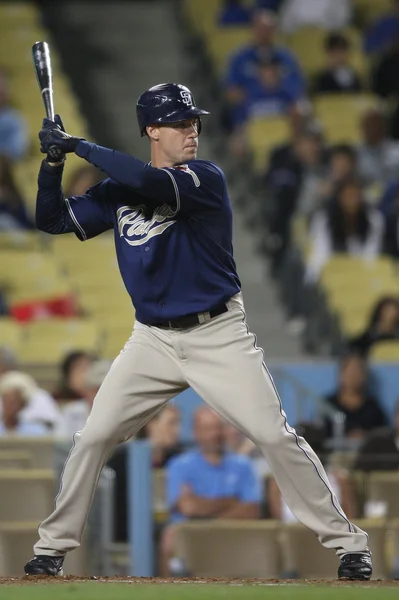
[2,0,399,578]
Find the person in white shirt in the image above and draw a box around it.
[0,346,61,429]
[0,371,47,436]
[55,360,112,441]
[305,178,384,282]
[279,0,351,34]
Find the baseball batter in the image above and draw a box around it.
[25,83,371,580]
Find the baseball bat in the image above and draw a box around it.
[32,41,55,120]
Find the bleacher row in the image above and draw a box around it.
[183,0,399,354]
[0,3,135,363]
[2,437,399,577]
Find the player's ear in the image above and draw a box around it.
[147,125,160,142]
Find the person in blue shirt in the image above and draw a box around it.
[0,69,28,162]
[160,407,261,574]
[237,55,299,126]
[225,9,305,130]
[24,82,371,581]
[364,0,399,55]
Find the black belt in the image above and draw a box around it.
[152,303,228,329]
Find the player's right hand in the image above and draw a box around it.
[40,114,66,163]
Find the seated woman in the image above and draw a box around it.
[305,178,384,282]
[349,296,399,357]
[323,353,388,443]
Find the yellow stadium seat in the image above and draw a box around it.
[0,437,55,469]
[206,27,252,75]
[183,0,222,35]
[177,520,281,578]
[246,116,290,172]
[285,27,367,80]
[19,319,102,364]
[352,0,392,27]
[0,318,25,353]
[313,94,379,144]
[0,451,33,469]
[369,341,399,362]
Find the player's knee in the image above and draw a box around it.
[78,424,117,450]
[252,424,285,448]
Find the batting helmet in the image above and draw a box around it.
[136,83,210,137]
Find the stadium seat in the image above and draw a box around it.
[0,437,55,469]
[0,318,25,353]
[352,0,392,27]
[285,27,367,81]
[177,520,280,577]
[0,451,33,469]
[19,319,102,364]
[206,27,252,75]
[281,519,387,579]
[0,469,55,522]
[246,116,290,172]
[313,94,378,144]
[367,472,399,518]
[369,341,399,362]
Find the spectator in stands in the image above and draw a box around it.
[364,0,399,55]
[160,407,261,576]
[268,422,358,521]
[217,0,252,25]
[322,354,388,442]
[314,33,363,94]
[0,155,34,231]
[225,9,304,131]
[0,371,48,435]
[357,106,399,187]
[265,122,326,273]
[305,179,384,283]
[383,187,399,259]
[0,346,61,429]
[239,54,301,124]
[137,405,184,468]
[52,350,95,402]
[372,35,399,99]
[64,165,104,198]
[377,179,399,217]
[317,144,358,204]
[349,297,399,357]
[279,0,350,34]
[0,68,28,161]
[355,398,399,471]
[55,360,111,441]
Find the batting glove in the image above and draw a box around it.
[39,114,84,157]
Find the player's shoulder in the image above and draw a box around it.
[176,160,225,177]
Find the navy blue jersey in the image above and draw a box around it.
[37,142,241,323]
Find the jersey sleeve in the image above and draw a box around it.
[161,161,226,214]
[65,179,114,241]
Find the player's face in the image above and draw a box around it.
[154,118,199,164]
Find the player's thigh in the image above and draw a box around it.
[184,311,286,445]
[82,322,186,443]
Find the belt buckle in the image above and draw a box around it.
[198,311,211,325]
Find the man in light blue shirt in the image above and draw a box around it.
[0,69,28,161]
[160,407,261,574]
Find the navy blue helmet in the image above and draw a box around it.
[136,83,210,137]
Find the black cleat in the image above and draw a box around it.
[24,555,64,576]
[338,552,372,580]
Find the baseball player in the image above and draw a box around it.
[25,83,371,580]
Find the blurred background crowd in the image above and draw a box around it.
[2,0,399,582]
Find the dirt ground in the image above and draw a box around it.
[0,576,398,586]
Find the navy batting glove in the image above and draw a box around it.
[40,114,68,162]
[39,117,84,155]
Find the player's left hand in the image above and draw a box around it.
[39,116,85,155]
